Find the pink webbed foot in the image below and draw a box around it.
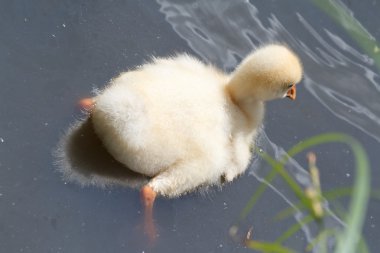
[140,185,157,243]
[78,97,95,111]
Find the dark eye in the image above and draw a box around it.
[287,84,294,88]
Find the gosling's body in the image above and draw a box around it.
[91,45,303,198]
[92,55,256,197]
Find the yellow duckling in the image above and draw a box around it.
[80,44,302,230]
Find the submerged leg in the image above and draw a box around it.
[148,159,216,197]
[140,158,215,242]
[140,185,157,243]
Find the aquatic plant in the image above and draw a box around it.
[231,133,372,253]
[230,1,380,250]
[312,0,380,71]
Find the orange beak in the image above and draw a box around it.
[286,86,296,100]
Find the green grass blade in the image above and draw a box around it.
[274,203,304,222]
[239,151,312,222]
[283,133,370,253]
[245,240,296,253]
[259,152,315,217]
[311,0,380,70]
[239,168,277,221]
[275,215,315,245]
[237,133,370,253]
[357,237,370,253]
[275,188,380,221]
[306,229,337,253]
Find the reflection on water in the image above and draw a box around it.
[157,0,380,142]
[157,0,379,250]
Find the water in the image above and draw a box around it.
[1,0,379,252]
[157,0,380,142]
[157,0,379,251]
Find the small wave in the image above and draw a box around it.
[156,0,378,250]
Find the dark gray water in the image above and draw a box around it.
[1,0,379,252]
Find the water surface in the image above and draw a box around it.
[1,0,379,252]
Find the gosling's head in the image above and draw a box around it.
[227,44,303,102]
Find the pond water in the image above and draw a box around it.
[1,0,379,252]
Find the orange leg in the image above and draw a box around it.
[140,185,157,243]
[78,97,95,111]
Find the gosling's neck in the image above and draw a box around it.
[226,83,265,129]
[226,59,267,127]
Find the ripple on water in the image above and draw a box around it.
[157,0,379,250]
